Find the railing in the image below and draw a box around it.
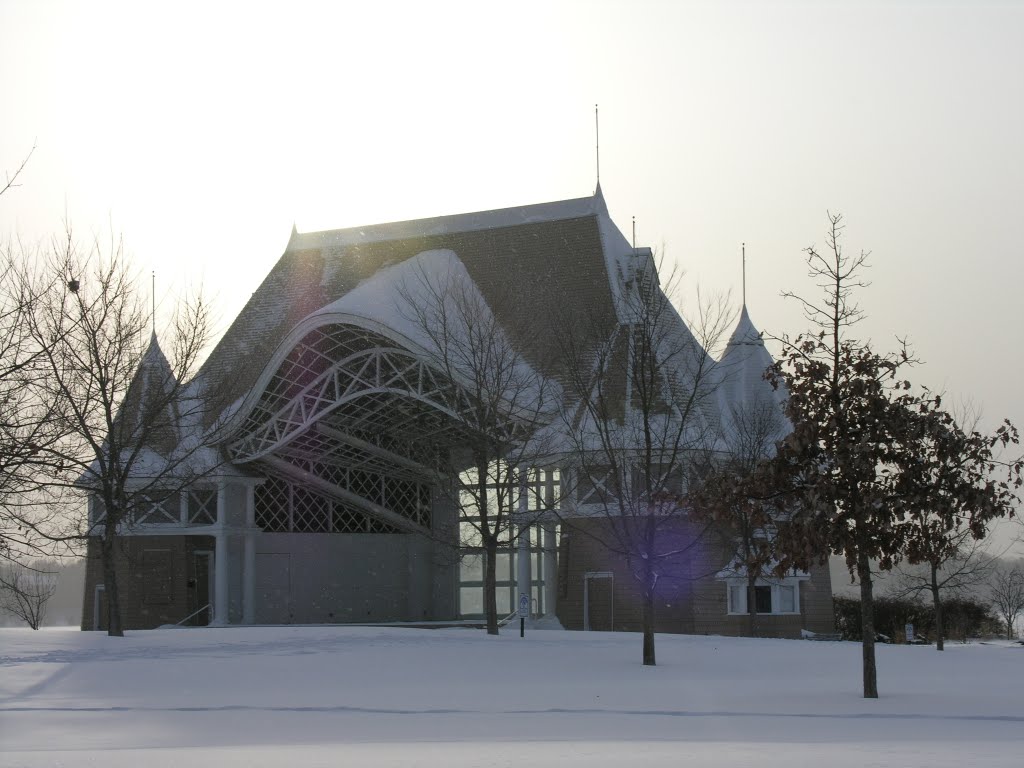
[175,604,211,626]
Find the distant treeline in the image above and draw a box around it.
[833,595,1004,643]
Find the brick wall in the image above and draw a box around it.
[81,535,214,630]
[556,518,835,638]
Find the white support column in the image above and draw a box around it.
[213,481,229,626]
[179,490,189,525]
[517,525,531,617]
[516,466,531,617]
[214,532,229,625]
[543,521,557,616]
[243,483,256,625]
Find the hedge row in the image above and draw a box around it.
[833,595,1004,642]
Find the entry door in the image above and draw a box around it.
[93,585,108,631]
[256,553,291,624]
[584,571,614,631]
[189,552,212,626]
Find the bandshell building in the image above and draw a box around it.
[81,188,835,637]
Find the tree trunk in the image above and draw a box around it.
[747,573,758,637]
[857,552,877,698]
[641,587,656,666]
[930,563,944,652]
[100,529,124,638]
[484,537,499,636]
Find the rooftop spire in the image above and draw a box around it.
[594,103,600,192]
[742,242,746,307]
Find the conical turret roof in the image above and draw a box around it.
[717,305,788,450]
[117,332,180,459]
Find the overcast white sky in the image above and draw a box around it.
[2,0,1022,537]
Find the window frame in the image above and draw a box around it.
[725,578,802,616]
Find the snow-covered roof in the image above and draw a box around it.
[716,305,789,451]
[139,190,795,483]
[195,189,622,429]
[307,248,490,363]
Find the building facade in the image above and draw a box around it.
[82,188,833,636]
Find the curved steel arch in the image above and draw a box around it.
[228,343,482,465]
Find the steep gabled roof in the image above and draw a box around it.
[196,190,625,429]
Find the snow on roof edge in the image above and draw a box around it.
[289,193,605,251]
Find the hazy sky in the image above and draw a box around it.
[2,0,1022,532]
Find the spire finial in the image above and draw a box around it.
[632,216,636,253]
[594,103,600,191]
[151,270,156,336]
[741,242,746,307]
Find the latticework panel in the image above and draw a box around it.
[187,489,217,524]
[253,472,405,534]
[255,477,291,531]
[292,487,330,532]
[132,493,180,525]
[384,479,431,530]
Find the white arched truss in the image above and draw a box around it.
[229,343,478,465]
[225,321,516,536]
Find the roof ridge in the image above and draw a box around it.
[289,192,605,252]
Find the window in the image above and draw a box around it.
[754,586,773,614]
[728,584,744,614]
[779,585,796,613]
[725,581,800,615]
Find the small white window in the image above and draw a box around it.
[779,585,796,613]
[728,585,745,614]
[724,580,801,615]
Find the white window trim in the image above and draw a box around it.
[725,578,801,616]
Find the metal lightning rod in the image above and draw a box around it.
[742,243,746,307]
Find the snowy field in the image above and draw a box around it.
[1,625,1021,768]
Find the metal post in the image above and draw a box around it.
[214,532,228,625]
[213,480,229,625]
[243,483,256,625]
[516,467,530,629]
[543,522,557,616]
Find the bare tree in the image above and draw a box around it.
[397,253,558,635]
[762,213,931,697]
[695,399,787,637]
[769,215,1022,693]
[0,561,57,629]
[0,146,71,562]
[989,564,1024,640]
[22,226,217,637]
[894,391,1022,651]
[893,535,995,650]
[890,401,997,636]
[559,257,733,666]
[0,143,34,199]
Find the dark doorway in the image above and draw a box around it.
[188,551,212,626]
[584,572,614,631]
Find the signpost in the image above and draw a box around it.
[905,623,914,644]
[518,593,529,638]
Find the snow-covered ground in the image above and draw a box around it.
[1,626,1021,767]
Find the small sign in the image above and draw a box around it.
[905,623,914,644]
[518,593,530,619]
